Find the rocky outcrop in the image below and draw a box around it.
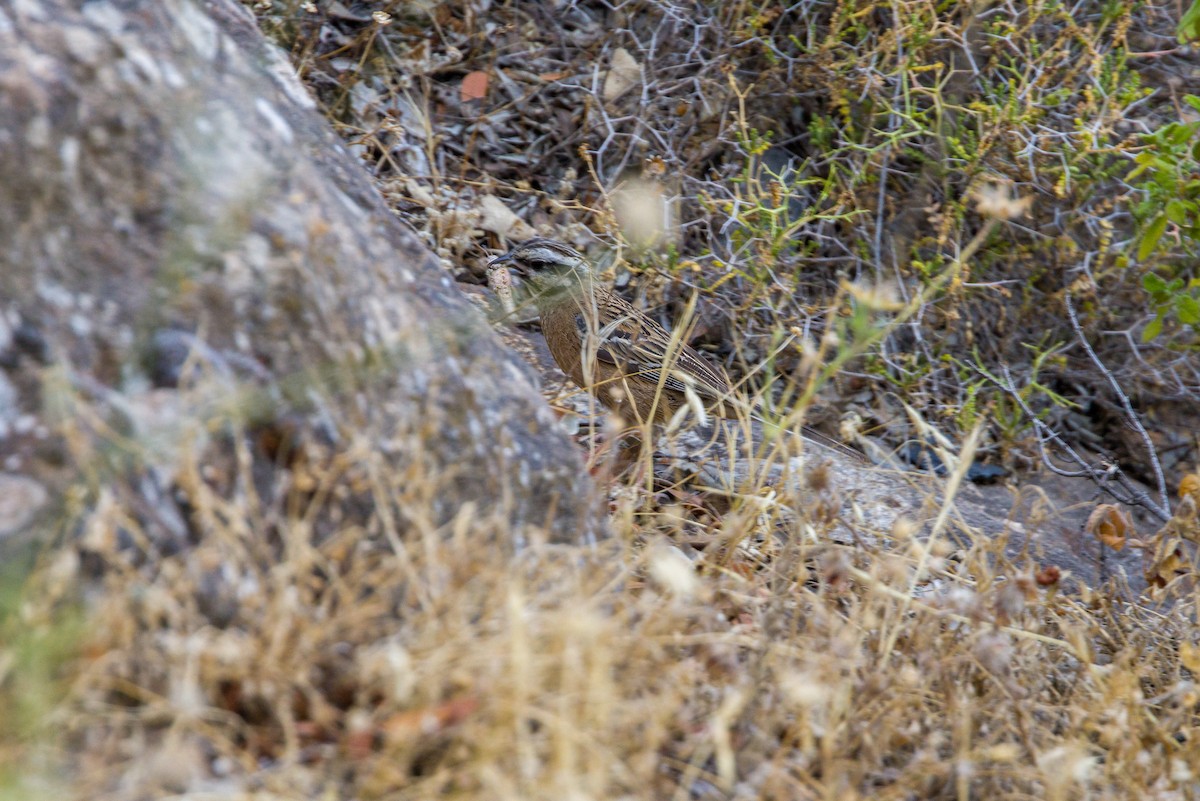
[0,0,600,554]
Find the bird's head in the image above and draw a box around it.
[488,238,591,293]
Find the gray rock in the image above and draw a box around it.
[0,0,601,550]
[0,473,48,539]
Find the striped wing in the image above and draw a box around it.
[573,295,732,402]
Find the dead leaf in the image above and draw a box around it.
[1034,565,1061,586]
[381,695,479,742]
[1145,536,1187,590]
[1085,503,1131,551]
[1181,641,1200,674]
[603,47,641,102]
[1179,471,1200,502]
[476,195,533,239]
[460,70,488,102]
[405,179,435,208]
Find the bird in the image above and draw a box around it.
[487,238,868,464]
[487,238,737,426]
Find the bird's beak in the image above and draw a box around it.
[488,251,525,275]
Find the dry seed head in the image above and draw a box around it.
[847,280,903,311]
[358,641,417,704]
[972,180,1033,220]
[995,581,1027,620]
[779,670,831,709]
[795,330,819,375]
[647,543,701,599]
[805,460,831,493]
[891,515,919,541]
[613,178,670,249]
[1036,744,1098,788]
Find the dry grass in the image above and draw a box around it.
[8,422,1200,798]
[3,0,1200,798]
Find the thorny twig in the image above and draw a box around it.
[991,363,1170,523]
[1065,293,1170,515]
